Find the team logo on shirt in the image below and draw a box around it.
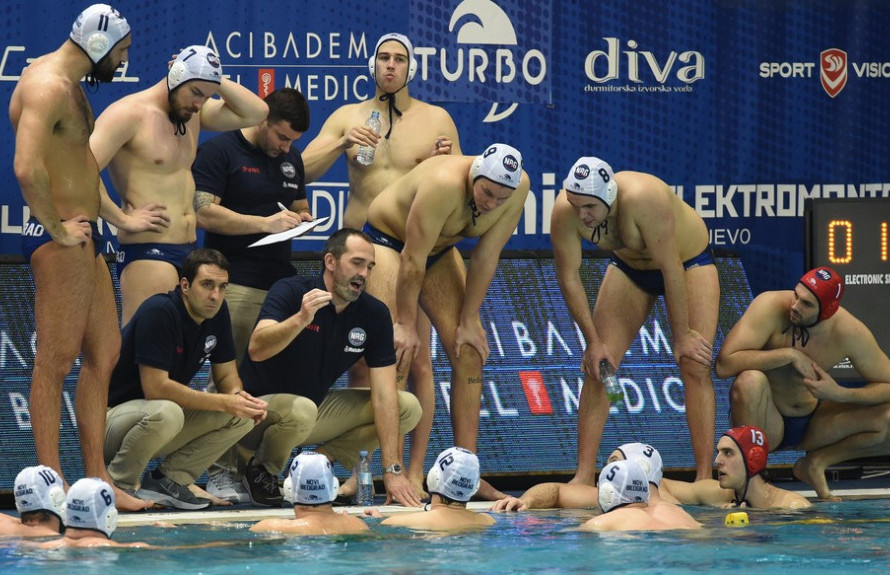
[204,336,217,354]
[345,328,367,353]
[280,162,296,179]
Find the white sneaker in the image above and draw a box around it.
[206,470,250,504]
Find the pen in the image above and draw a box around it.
[277,202,288,212]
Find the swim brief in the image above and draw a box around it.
[777,402,820,450]
[115,242,196,276]
[21,216,102,263]
[608,247,715,296]
[362,223,455,270]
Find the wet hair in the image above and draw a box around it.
[265,88,310,133]
[20,510,64,533]
[323,228,373,260]
[181,248,229,284]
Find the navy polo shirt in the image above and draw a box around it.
[240,275,396,405]
[192,130,306,290]
[108,289,236,407]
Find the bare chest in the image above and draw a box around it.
[130,116,198,171]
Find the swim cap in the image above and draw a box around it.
[368,33,417,83]
[799,266,844,323]
[14,465,66,524]
[616,443,663,487]
[283,452,339,505]
[470,143,523,190]
[426,447,481,503]
[167,45,222,92]
[598,460,649,513]
[70,4,130,64]
[64,478,118,538]
[723,426,769,478]
[562,157,618,210]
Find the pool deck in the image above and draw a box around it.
[115,472,890,527]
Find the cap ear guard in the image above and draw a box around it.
[104,506,119,537]
[470,155,484,181]
[85,32,110,63]
[48,485,68,524]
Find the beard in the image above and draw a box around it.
[91,54,120,83]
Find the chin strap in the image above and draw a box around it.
[783,325,811,347]
[591,219,609,243]
[468,198,481,226]
[168,111,187,136]
[377,92,403,139]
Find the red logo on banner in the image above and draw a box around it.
[258,69,275,98]
[519,371,553,415]
[820,48,847,98]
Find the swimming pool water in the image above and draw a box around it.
[3,500,890,574]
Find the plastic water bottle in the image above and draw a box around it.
[599,360,625,407]
[355,450,375,506]
[356,111,381,166]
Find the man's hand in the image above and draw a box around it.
[580,343,613,379]
[121,202,170,233]
[227,391,267,424]
[801,363,844,402]
[263,210,305,233]
[790,349,818,380]
[430,136,454,157]
[455,320,490,364]
[298,289,333,324]
[394,321,420,372]
[344,124,379,151]
[383,472,423,507]
[489,496,527,512]
[673,328,713,367]
[54,215,92,246]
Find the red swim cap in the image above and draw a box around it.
[799,267,844,322]
[723,426,769,477]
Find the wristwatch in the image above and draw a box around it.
[383,463,403,475]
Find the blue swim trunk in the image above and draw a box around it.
[362,223,455,269]
[777,403,820,450]
[115,242,196,276]
[609,248,715,296]
[21,217,102,263]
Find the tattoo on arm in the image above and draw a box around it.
[467,377,483,385]
[194,190,219,212]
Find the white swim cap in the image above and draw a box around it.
[283,452,340,505]
[167,45,222,92]
[426,447,481,503]
[70,4,130,64]
[470,143,523,190]
[64,478,118,538]
[598,460,649,513]
[563,157,618,209]
[14,465,66,524]
[616,443,663,487]
[369,33,417,83]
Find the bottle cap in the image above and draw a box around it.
[725,511,749,527]
[359,450,369,457]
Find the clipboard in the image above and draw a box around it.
[248,216,329,248]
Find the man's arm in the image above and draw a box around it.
[248,288,332,362]
[194,190,308,235]
[199,78,268,132]
[463,179,529,324]
[367,364,421,507]
[659,478,732,506]
[629,186,709,366]
[715,292,810,379]
[139,364,263,420]
[12,80,88,245]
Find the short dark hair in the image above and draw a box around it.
[323,228,373,260]
[20,510,63,533]
[181,248,229,284]
[265,88,310,133]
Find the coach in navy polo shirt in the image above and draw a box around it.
[104,249,267,510]
[237,228,422,507]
